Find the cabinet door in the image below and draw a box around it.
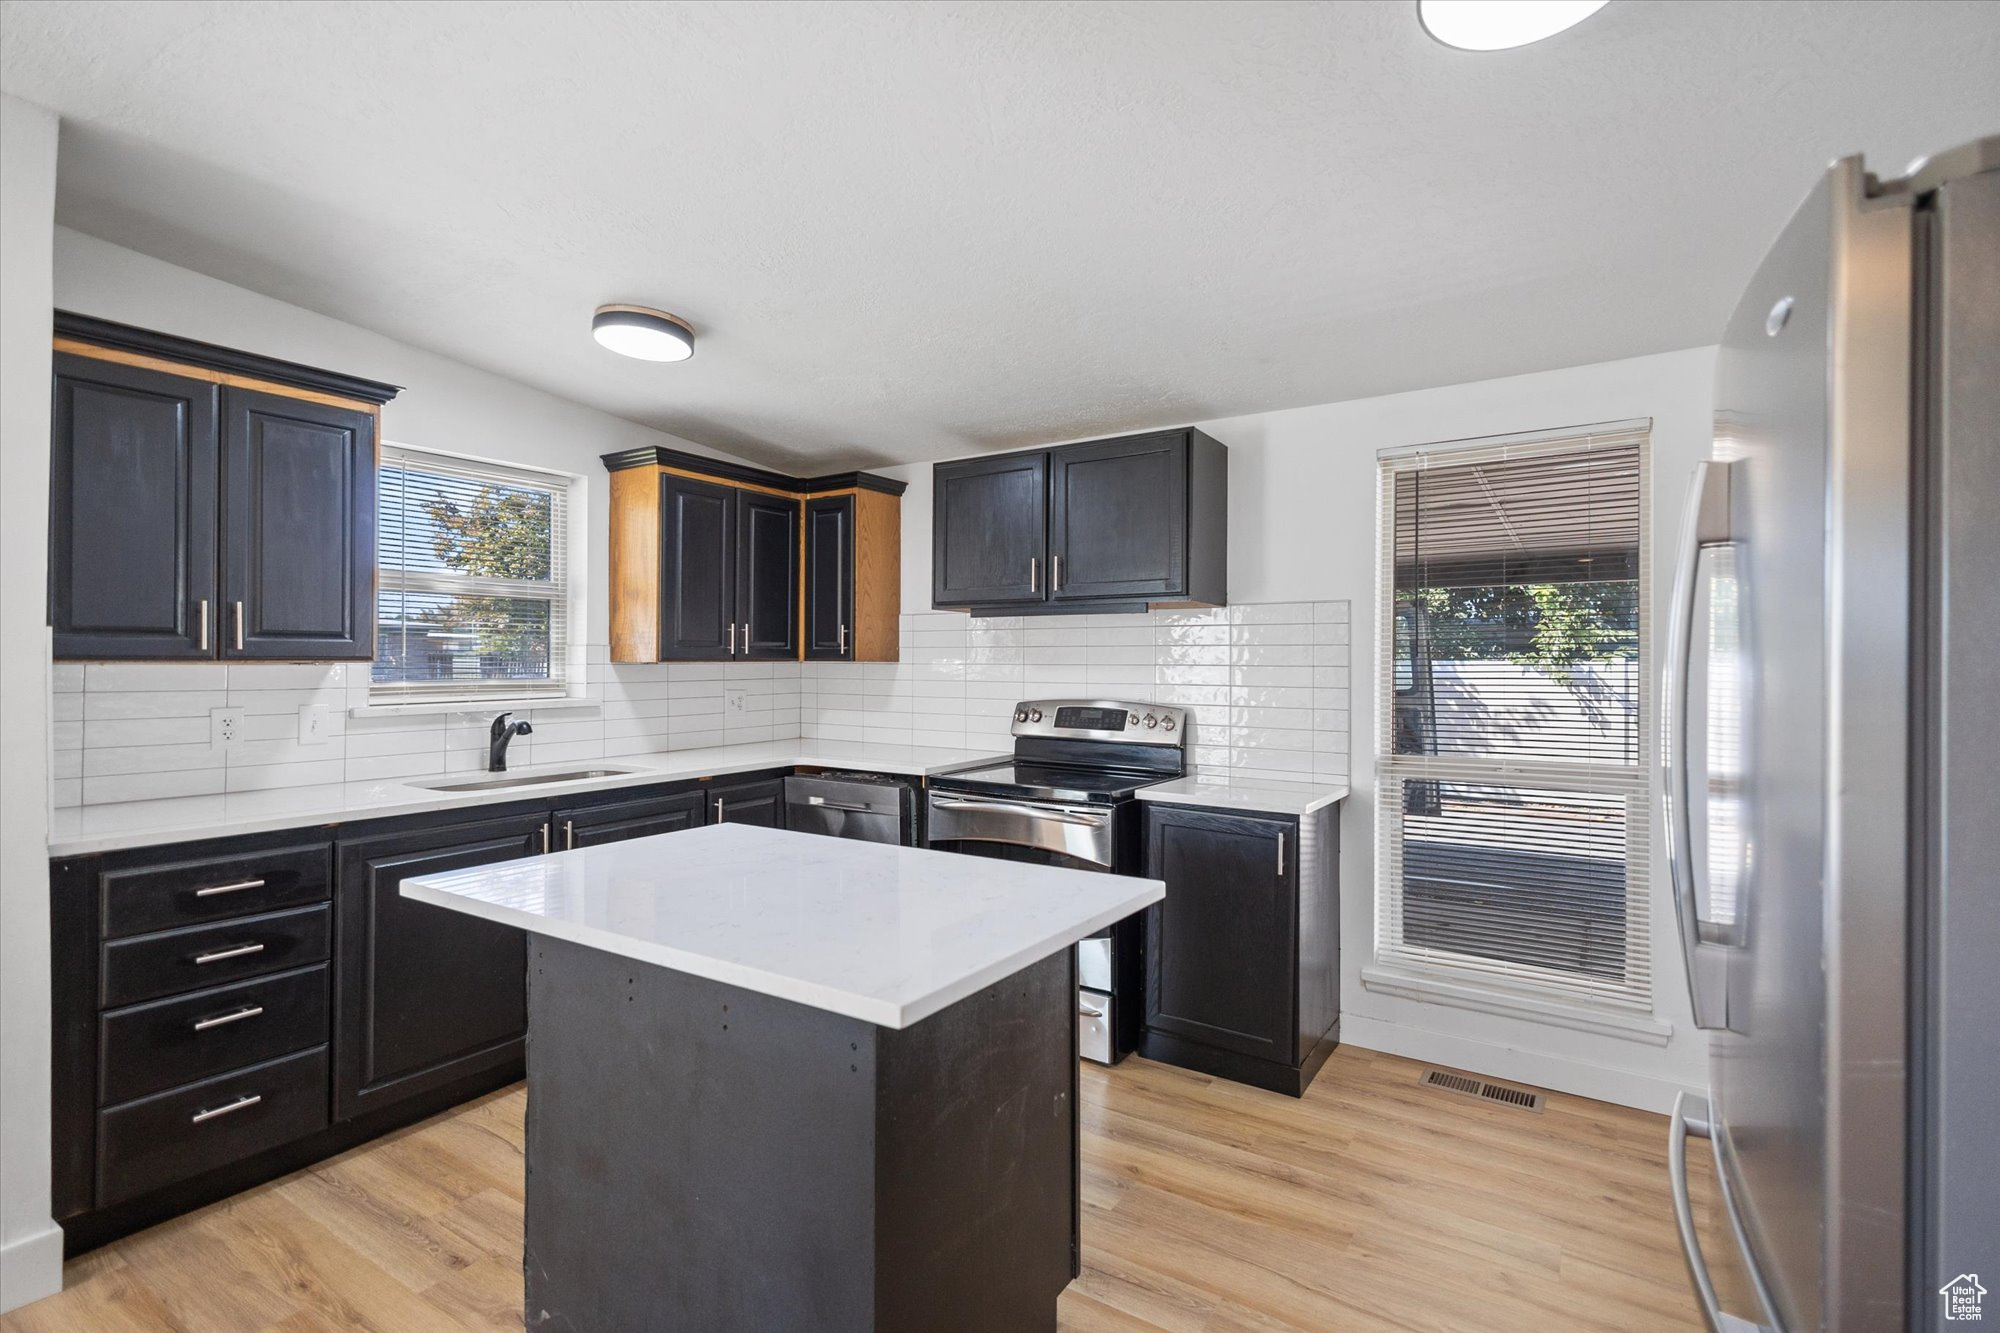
[334,814,542,1121]
[736,491,800,659]
[1143,807,1296,1063]
[660,474,737,659]
[932,452,1048,607]
[50,355,219,660]
[803,494,854,660]
[1049,432,1188,602]
[554,791,707,849]
[221,388,376,659]
[707,777,785,828]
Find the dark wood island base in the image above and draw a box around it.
[523,937,1080,1332]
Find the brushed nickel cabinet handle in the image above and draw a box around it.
[233,601,246,651]
[194,942,265,965]
[1052,555,1062,593]
[564,819,575,850]
[1029,557,1038,592]
[191,1094,261,1124]
[1276,832,1286,877]
[540,823,551,854]
[715,796,725,821]
[196,598,210,652]
[839,623,848,654]
[727,622,737,655]
[194,878,264,898]
[193,1005,264,1032]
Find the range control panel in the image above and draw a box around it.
[1008,698,1185,744]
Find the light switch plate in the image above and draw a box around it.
[297,704,329,745]
[724,688,748,716]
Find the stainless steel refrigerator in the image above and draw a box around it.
[1663,136,1998,1332]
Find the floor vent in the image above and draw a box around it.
[1419,1068,1546,1112]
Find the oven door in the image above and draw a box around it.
[924,794,1117,869]
[925,792,1123,1062]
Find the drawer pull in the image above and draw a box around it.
[192,1005,265,1032]
[193,942,266,966]
[190,1094,262,1125]
[194,878,266,898]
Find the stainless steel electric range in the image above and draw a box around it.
[925,698,1186,1064]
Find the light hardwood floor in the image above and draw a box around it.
[3,1047,1726,1332]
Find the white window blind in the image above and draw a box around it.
[372,445,571,701]
[1375,422,1653,1010]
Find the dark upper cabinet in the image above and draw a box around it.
[659,473,737,660]
[554,790,708,849]
[50,355,219,660]
[932,451,1049,606]
[932,429,1226,615]
[50,316,398,662]
[1049,432,1190,603]
[804,494,854,660]
[707,776,785,828]
[333,814,541,1122]
[737,490,800,659]
[1143,806,1297,1065]
[221,388,376,660]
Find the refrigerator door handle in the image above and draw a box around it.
[1669,1093,1768,1333]
[1663,461,1734,1031]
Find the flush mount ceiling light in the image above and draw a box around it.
[591,304,694,362]
[1419,0,1608,50]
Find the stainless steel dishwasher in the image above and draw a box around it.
[782,773,914,844]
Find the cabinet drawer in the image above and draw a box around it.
[99,964,329,1105]
[100,904,331,1009]
[96,1045,329,1208]
[100,843,330,939]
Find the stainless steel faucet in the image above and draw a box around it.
[489,713,533,771]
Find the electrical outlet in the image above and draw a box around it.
[724,688,748,716]
[210,706,245,750]
[297,704,329,745]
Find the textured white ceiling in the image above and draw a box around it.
[3,1,1996,470]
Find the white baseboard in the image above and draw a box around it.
[0,1221,64,1314]
[1340,1013,1703,1115]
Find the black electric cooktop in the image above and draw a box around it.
[929,761,1163,805]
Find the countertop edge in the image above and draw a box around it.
[1135,778,1350,817]
[401,867,1164,1029]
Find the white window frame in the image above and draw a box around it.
[1367,420,1656,1021]
[370,443,577,706]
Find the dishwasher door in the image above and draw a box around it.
[783,775,911,844]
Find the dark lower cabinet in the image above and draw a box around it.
[708,776,785,827]
[1140,801,1341,1097]
[554,790,708,849]
[221,387,375,659]
[333,814,543,1122]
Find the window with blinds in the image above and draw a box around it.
[1376,422,1652,1010]
[372,445,572,701]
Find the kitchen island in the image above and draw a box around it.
[404,822,1162,1333]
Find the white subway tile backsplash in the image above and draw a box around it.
[51,607,1349,809]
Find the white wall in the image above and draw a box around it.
[889,346,1719,1111]
[0,92,64,1313]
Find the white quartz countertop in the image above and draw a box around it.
[46,741,1005,857]
[1137,772,1349,817]
[403,823,1163,1028]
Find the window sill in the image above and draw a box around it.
[351,693,598,718]
[1359,965,1674,1046]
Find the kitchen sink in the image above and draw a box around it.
[412,768,641,793]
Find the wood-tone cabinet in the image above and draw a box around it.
[333,813,543,1123]
[931,428,1226,616]
[1139,800,1340,1097]
[49,314,398,662]
[606,447,902,664]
